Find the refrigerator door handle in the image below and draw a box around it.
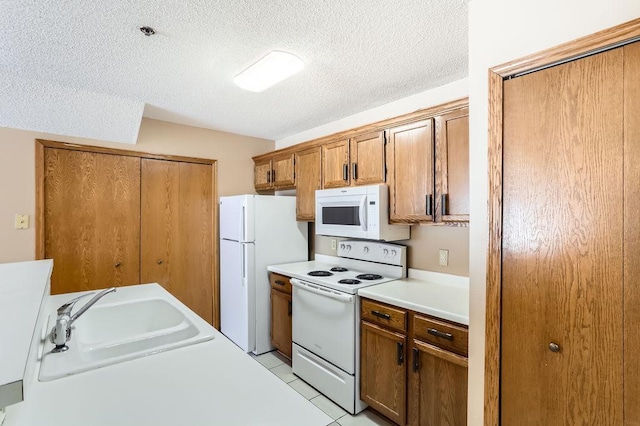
[242,206,246,241]
[242,245,246,281]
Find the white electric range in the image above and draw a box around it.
[267,240,407,415]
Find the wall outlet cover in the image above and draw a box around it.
[438,249,449,266]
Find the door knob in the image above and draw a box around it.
[115,262,121,267]
[549,342,560,353]
[157,260,163,265]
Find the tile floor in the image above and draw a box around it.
[252,351,394,426]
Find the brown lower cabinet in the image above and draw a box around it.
[270,273,293,359]
[360,298,468,425]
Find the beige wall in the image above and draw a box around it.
[316,225,469,276]
[0,118,273,263]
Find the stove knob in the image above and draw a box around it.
[383,249,389,256]
[363,246,369,254]
[391,249,397,257]
[347,244,352,251]
[340,244,345,250]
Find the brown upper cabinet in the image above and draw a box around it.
[322,132,386,188]
[254,152,296,191]
[387,106,469,224]
[295,146,322,221]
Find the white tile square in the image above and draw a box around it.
[310,394,348,420]
[254,351,286,369]
[270,363,297,383]
[288,378,321,400]
[337,409,393,426]
[327,423,340,426]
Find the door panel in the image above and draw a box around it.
[501,48,624,424]
[220,239,250,351]
[350,132,385,186]
[271,288,292,358]
[44,148,140,294]
[322,139,350,188]
[295,146,322,221]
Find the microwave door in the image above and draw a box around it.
[358,195,367,231]
[316,195,368,238]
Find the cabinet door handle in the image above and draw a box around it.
[371,310,391,320]
[397,342,404,365]
[441,193,448,216]
[343,164,348,181]
[288,301,292,316]
[412,347,420,372]
[427,328,454,340]
[352,163,358,180]
[272,169,276,182]
[157,259,163,265]
[267,170,271,183]
[426,194,433,216]
[115,262,121,267]
[274,279,286,286]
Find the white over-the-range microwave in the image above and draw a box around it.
[315,184,410,241]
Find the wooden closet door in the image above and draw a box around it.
[501,49,624,424]
[141,159,213,324]
[44,148,140,294]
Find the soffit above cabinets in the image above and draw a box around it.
[0,1,468,143]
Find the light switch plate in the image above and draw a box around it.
[438,249,449,266]
[14,214,29,229]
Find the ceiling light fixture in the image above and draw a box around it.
[233,51,304,93]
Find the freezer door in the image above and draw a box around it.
[220,239,255,352]
[219,195,254,242]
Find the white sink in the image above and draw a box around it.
[39,284,215,381]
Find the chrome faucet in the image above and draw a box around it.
[50,287,116,353]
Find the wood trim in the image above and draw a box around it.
[35,141,45,260]
[37,139,217,165]
[212,161,220,330]
[414,340,468,368]
[483,17,640,426]
[252,97,469,162]
[491,18,640,77]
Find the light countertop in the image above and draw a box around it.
[3,265,333,426]
[358,269,469,325]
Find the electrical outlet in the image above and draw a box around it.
[331,239,337,251]
[438,249,449,266]
[14,214,29,230]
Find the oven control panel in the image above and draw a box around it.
[337,240,406,266]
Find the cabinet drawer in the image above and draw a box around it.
[413,314,468,357]
[270,273,292,294]
[361,299,407,332]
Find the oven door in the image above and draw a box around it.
[291,278,356,374]
[315,193,368,239]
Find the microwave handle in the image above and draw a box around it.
[359,195,367,231]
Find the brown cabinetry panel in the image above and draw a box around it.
[254,159,272,190]
[141,159,214,324]
[272,153,295,189]
[322,139,350,188]
[361,298,407,333]
[295,146,322,221]
[501,48,623,424]
[270,286,292,359]
[361,321,407,425]
[350,131,385,186]
[413,314,468,357]
[435,108,469,222]
[386,119,434,223]
[44,148,141,294]
[408,340,468,426]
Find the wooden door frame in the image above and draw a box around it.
[484,18,640,425]
[35,139,221,329]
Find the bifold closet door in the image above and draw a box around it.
[140,158,213,324]
[44,148,141,294]
[501,48,624,423]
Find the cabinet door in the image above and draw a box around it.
[254,159,272,190]
[295,146,322,221]
[361,321,406,425]
[44,148,141,294]
[435,108,469,223]
[322,139,350,188]
[271,288,292,359]
[272,153,295,189]
[408,340,468,426]
[350,131,385,186]
[386,119,434,223]
[501,48,623,424]
[141,159,214,324]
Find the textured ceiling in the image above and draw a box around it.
[0,0,468,143]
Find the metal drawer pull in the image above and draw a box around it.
[274,279,286,286]
[343,164,348,181]
[549,342,560,353]
[288,301,292,316]
[352,163,358,180]
[272,169,276,182]
[427,328,453,340]
[441,193,448,215]
[426,194,433,216]
[412,347,420,372]
[267,170,271,183]
[397,342,404,365]
[371,310,391,320]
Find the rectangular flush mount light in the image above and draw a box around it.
[233,51,304,92]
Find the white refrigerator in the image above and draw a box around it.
[219,195,308,354]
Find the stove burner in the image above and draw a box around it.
[330,267,348,272]
[338,279,361,285]
[356,273,383,281]
[308,270,333,277]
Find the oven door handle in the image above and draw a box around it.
[291,278,355,303]
[359,195,367,231]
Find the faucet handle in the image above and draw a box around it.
[56,292,95,317]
